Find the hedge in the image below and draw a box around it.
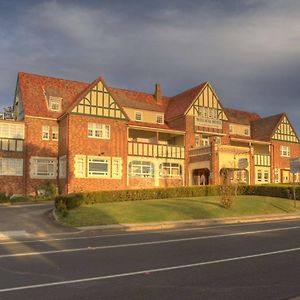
[55,184,300,213]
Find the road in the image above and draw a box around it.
[1,219,300,299]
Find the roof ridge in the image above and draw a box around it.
[224,106,260,116]
[171,81,208,98]
[110,86,170,98]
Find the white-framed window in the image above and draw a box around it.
[156,115,163,124]
[30,157,57,179]
[201,138,210,147]
[88,123,110,139]
[244,128,250,136]
[88,157,110,177]
[74,155,86,178]
[280,145,290,157]
[134,111,142,121]
[42,125,50,140]
[0,158,23,176]
[129,160,154,177]
[264,170,269,182]
[0,123,24,139]
[112,157,122,179]
[274,169,280,183]
[215,137,221,145]
[195,134,200,147]
[257,169,262,182]
[59,155,67,179]
[159,163,182,177]
[49,97,62,112]
[52,126,59,141]
[229,125,234,134]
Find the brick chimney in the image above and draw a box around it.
[154,83,162,105]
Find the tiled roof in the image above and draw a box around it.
[18,72,89,118]
[109,87,169,112]
[224,107,260,125]
[165,82,207,121]
[251,113,283,141]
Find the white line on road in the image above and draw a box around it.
[1,246,300,293]
[1,225,300,259]
[1,218,299,246]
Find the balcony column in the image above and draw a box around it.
[249,142,255,185]
[210,142,219,185]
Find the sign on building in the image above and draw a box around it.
[290,157,300,174]
[238,158,248,169]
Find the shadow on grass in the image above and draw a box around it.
[271,204,292,213]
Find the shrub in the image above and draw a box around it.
[37,182,58,200]
[0,192,9,203]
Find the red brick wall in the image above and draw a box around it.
[66,114,128,193]
[159,178,183,187]
[128,178,155,189]
[24,116,59,195]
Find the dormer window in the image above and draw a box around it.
[49,96,62,112]
[134,111,142,121]
[156,115,164,124]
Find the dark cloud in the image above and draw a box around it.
[0,0,299,131]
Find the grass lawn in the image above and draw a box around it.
[57,195,300,227]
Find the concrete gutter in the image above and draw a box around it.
[77,212,300,233]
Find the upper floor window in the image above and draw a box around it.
[244,128,250,135]
[195,134,200,147]
[198,107,218,119]
[156,115,164,124]
[49,97,62,112]
[280,145,290,157]
[88,123,110,139]
[42,125,50,140]
[52,126,59,141]
[134,111,142,121]
[201,138,210,147]
[215,137,221,145]
[0,158,23,176]
[229,125,234,134]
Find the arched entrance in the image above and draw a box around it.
[192,168,210,185]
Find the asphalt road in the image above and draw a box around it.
[1,219,300,299]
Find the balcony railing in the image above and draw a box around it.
[189,146,211,157]
[254,154,271,167]
[128,141,185,159]
[0,138,23,152]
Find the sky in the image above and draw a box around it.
[0,0,299,131]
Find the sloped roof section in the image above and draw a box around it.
[224,107,261,125]
[18,72,89,118]
[251,113,283,141]
[109,87,169,112]
[165,82,207,121]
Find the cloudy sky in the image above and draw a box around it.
[0,0,299,131]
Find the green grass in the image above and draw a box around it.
[57,195,300,227]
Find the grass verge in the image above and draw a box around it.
[57,195,300,227]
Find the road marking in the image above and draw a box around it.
[1,246,300,293]
[1,218,299,246]
[1,225,300,259]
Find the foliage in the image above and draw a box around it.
[36,181,58,199]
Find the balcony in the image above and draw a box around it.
[254,154,271,167]
[128,141,185,159]
[189,146,211,157]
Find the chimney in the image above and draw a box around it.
[155,83,162,104]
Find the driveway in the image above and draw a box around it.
[0,202,78,239]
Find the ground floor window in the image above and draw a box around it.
[160,163,182,177]
[257,170,262,182]
[31,157,57,178]
[129,161,154,177]
[0,158,23,176]
[264,170,269,182]
[88,157,109,177]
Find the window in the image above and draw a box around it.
[112,157,122,178]
[274,169,279,183]
[31,157,57,178]
[59,156,66,179]
[195,134,200,147]
[0,123,24,139]
[42,125,49,140]
[0,158,23,176]
[229,125,234,134]
[257,170,262,182]
[49,97,62,112]
[264,170,269,182]
[215,137,221,145]
[156,115,163,124]
[52,126,59,141]
[74,155,86,178]
[134,111,142,121]
[88,123,110,139]
[88,157,109,177]
[201,138,210,147]
[129,161,154,177]
[244,128,249,136]
[160,163,182,177]
[280,145,290,157]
